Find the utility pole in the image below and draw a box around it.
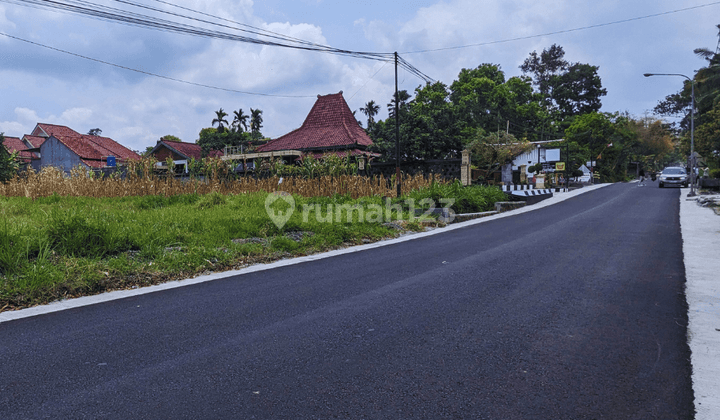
[395,52,401,198]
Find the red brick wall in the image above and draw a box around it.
[152,146,182,161]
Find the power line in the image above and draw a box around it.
[0,31,316,98]
[401,1,720,54]
[1,0,394,61]
[0,0,435,86]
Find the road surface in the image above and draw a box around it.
[0,183,694,419]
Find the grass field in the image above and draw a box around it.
[0,172,507,311]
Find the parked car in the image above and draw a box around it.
[658,167,688,188]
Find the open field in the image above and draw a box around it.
[0,169,507,311]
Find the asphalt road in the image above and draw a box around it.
[0,182,694,419]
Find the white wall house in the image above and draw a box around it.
[511,140,563,174]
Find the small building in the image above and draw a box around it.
[1,135,36,170]
[28,123,140,173]
[147,138,223,174]
[510,140,563,184]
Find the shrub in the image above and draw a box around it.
[710,168,720,179]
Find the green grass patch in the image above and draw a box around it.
[0,184,507,310]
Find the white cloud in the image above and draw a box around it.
[0,6,16,35]
[2,0,720,155]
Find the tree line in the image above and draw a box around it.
[652,23,720,173]
[358,43,698,182]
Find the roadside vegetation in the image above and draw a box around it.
[0,167,506,311]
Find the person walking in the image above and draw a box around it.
[638,168,645,186]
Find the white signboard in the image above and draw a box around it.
[546,148,560,162]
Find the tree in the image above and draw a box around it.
[694,104,720,166]
[232,109,249,133]
[564,112,614,171]
[0,133,19,183]
[631,117,675,170]
[404,81,463,160]
[553,63,606,117]
[359,100,380,128]
[87,128,102,136]
[250,108,263,139]
[653,24,720,167]
[520,44,606,119]
[388,90,411,119]
[449,64,546,142]
[519,43,568,99]
[161,135,182,142]
[212,108,229,133]
[466,130,532,181]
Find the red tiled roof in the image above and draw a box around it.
[2,136,35,161]
[161,141,203,160]
[80,159,106,169]
[257,92,373,153]
[32,123,81,138]
[51,133,141,164]
[153,140,224,160]
[22,135,47,149]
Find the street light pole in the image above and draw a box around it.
[643,73,696,197]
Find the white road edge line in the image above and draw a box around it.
[0,184,611,323]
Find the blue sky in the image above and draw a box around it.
[1,0,719,153]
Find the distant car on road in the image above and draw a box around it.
[658,167,688,188]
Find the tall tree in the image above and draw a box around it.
[232,109,249,133]
[653,24,720,166]
[87,128,102,136]
[212,108,229,133]
[519,44,568,99]
[520,44,606,119]
[359,100,380,128]
[250,108,263,139]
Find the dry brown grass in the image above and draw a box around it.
[0,160,442,199]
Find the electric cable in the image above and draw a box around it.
[0,31,316,98]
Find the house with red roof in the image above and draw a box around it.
[28,123,140,173]
[254,91,378,160]
[1,135,36,169]
[147,138,223,174]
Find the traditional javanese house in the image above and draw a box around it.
[222,92,378,170]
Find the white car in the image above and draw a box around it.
[658,167,688,188]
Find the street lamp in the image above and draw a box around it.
[643,73,696,197]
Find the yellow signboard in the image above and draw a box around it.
[555,162,566,171]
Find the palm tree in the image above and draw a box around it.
[388,90,411,119]
[250,108,263,139]
[694,24,720,115]
[359,100,380,128]
[233,108,249,133]
[212,108,229,132]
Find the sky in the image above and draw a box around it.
[1,0,719,153]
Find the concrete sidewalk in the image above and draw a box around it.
[680,190,720,420]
